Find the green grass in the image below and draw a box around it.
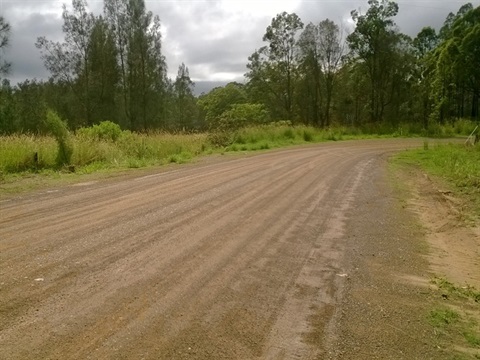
[395,142,480,216]
[1,120,477,183]
[432,277,480,303]
[428,278,480,358]
[0,132,208,176]
[223,124,389,152]
[429,308,461,328]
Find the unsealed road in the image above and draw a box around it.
[1,139,427,359]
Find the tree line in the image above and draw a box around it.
[0,0,479,135]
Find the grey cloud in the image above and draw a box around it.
[4,6,63,84]
[2,0,480,91]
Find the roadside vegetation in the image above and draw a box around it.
[394,140,480,358]
[395,140,480,216]
[428,278,480,358]
[2,118,478,181]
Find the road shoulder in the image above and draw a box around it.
[332,153,480,359]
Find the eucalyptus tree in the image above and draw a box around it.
[87,16,119,123]
[173,63,198,130]
[347,0,401,123]
[246,12,304,120]
[298,19,344,126]
[297,23,323,126]
[104,0,167,130]
[36,0,96,125]
[0,17,12,133]
[412,27,439,126]
[430,4,480,121]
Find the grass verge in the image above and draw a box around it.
[428,277,480,359]
[394,141,480,217]
[392,141,480,359]
[1,120,476,194]
[0,123,401,181]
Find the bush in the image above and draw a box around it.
[207,130,234,147]
[77,121,123,142]
[218,103,270,130]
[44,109,73,167]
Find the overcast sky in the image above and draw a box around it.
[1,0,479,94]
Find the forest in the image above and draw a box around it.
[0,0,479,135]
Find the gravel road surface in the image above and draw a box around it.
[0,139,441,359]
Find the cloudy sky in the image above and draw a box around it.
[1,0,479,94]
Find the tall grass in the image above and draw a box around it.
[0,135,57,173]
[1,119,477,177]
[0,132,208,176]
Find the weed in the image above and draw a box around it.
[429,308,460,327]
[432,277,480,303]
[463,330,480,347]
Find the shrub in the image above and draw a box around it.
[218,103,270,130]
[44,109,73,167]
[77,121,123,142]
[207,130,234,147]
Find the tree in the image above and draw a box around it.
[173,63,198,130]
[246,12,304,120]
[197,83,247,129]
[347,0,401,123]
[36,0,96,125]
[104,0,167,130]
[429,4,480,122]
[297,23,323,126]
[0,80,16,134]
[104,0,130,125]
[87,16,120,123]
[298,19,344,126]
[0,16,11,77]
[413,27,439,126]
[14,80,48,133]
[0,18,12,133]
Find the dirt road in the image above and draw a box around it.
[0,139,451,359]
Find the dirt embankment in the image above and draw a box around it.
[1,139,478,359]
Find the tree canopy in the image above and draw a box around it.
[0,0,479,135]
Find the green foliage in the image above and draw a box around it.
[429,308,460,327]
[396,142,480,215]
[246,12,304,121]
[432,277,480,303]
[77,121,124,142]
[44,109,73,167]
[198,83,247,129]
[347,0,407,123]
[207,130,234,147]
[425,277,480,357]
[219,103,270,130]
[0,131,207,175]
[0,135,56,173]
[463,330,480,347]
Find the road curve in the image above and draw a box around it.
[0,139,425,359]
